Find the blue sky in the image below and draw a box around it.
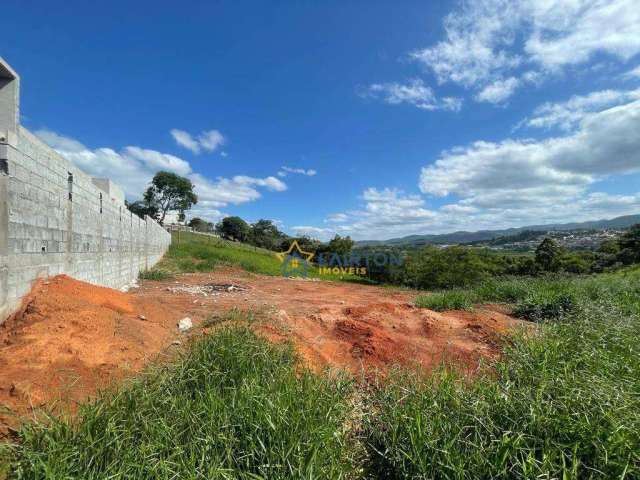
[4,0,640,240]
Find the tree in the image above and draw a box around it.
[251,219,285,250]
[188,217,214,232]
[143,171,197,225]
[279,236,321,253]
[127,199,158,219]
[598,238,621,255]
[217,216,250,242]
[617,224,640,265]
[325,235,354,256]
[403,246,496,289]
[535,238,562,272]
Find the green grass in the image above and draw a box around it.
[4,268,640,479]
[415,268,640,319]
[159,231,365,283]
[365,271,640,478]
[415,290,475,311]
[138,268,174,281]
[4,327,359,479]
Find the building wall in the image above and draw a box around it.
[0,127,171,322]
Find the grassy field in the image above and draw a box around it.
[374,268,640,478]
[3,237,639,478]
[145,231,365,283]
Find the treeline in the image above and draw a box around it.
[189,211,640,290]
[358,224,640,289]
[187,215,355,257]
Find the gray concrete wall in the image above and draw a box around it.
[0,58,171,322]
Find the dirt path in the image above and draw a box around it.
[0,269,523,433]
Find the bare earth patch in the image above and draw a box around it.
[0,268,524,433]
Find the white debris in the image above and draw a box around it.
[165,283,246,297]
[138,314,147,321]
[177,317,193,332]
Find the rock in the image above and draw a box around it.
[177,317,193,332]
[138,314,147,321]
[171,340,182,346]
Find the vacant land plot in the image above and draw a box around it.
[2,234,638,479]
[0,266,520,436]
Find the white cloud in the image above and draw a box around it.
[623,65,640,78]
[326,213,349,223]
[420,99,640,201]
[475,77,520,104]
[309,93,640,240]
[278,166,317,177]
[524,0,640,68]
[411,0,522,88]
[36,129,192,197]
[290,226,336,241]
[411,0,640,102]
[318,186,640,241]
[233,175,287,192]
[170,128,226,154]
[521,87,640,130]
[35,130,287,224]
[363,79,463,111]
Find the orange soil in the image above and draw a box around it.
[0,270,524,433]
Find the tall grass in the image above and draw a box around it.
[415,268,640,319]
[415,291,474,311]
[369,269,640,478]
[5,327,358,479]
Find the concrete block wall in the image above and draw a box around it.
[0,58,171,322]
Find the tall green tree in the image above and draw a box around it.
[617,224,640,264]
[126,199,158,219]
[535,238,562,271]
[251,219,285,250]
[143,171,197,225]
[217,216,251,242]
[188,217,214,232]
[326,235,354,255]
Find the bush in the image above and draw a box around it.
[415,291,476,311]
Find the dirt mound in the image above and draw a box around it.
[0,276,184,434]
[271,299,522,375]
[0,270,524,434]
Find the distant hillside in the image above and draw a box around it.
[356,214,640,247]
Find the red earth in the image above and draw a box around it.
[0,269,524,433]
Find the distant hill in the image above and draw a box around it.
[356,214,640,247]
